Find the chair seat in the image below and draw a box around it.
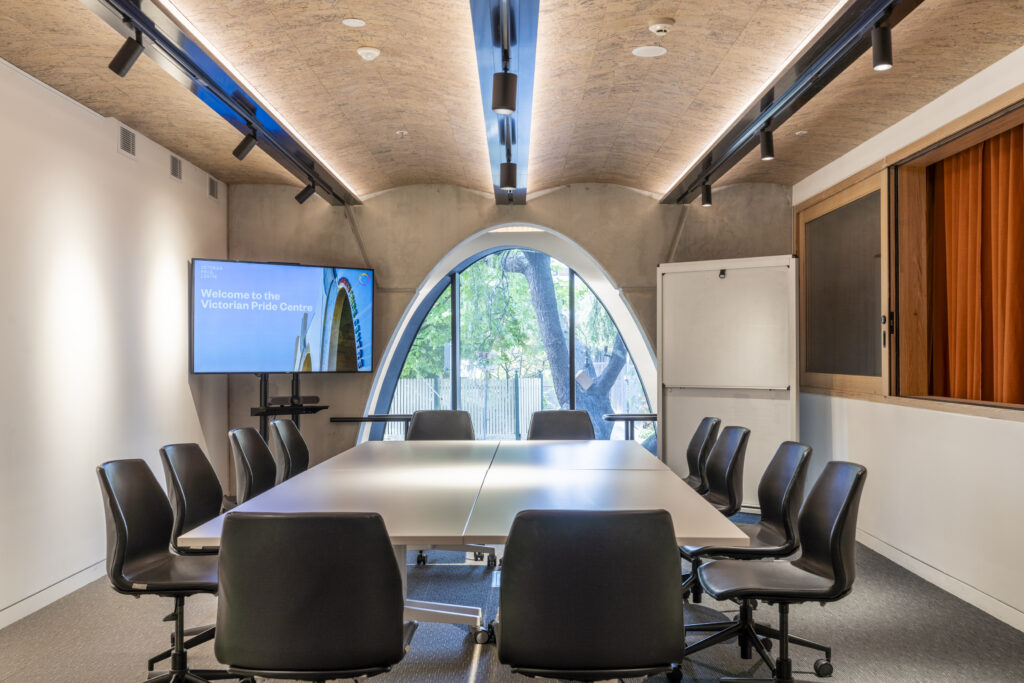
[681,522,790,560]
[123,552,219,594]
[698,558,834,602]
[510,665,675,681]
[226,621,418,681]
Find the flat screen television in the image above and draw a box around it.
[191,258,373,373]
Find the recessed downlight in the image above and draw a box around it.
[395,130,408,138]
[356,46,381,61]
[794,130,808,136]
[632,45,667,58]
[342,18,366,28]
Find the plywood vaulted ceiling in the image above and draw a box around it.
[1,0,1023,199]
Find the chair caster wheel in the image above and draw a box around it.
[487,554,498,568]
[667,665,683,682]
[473,626,494,644]
[416,551,427,566]
[473,552,484,561]
[814,658,833,677]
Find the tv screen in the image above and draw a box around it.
[191,259,373,373]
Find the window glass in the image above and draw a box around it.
[387,285,451,439]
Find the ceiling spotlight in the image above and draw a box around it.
[632,45,667,58]
[295,183,316,204]
[701,183,712,207]
[760,129,775,161]
[500,162,517,190]
[342,18,366,28]
[871,25,893,71]
[356,46,381,61]
[232,129,258,161]
[492,72,518,115]
[109,30,145,78]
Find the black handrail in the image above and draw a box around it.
[602,413,657,440]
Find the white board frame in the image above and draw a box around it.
[657,255,799,508]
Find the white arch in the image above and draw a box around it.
[360,223,657,442]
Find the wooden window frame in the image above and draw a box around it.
[796,170,889,397]
[891,98,1024,409]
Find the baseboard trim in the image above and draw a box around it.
[858,528,1024,633]
[0,560,105,630]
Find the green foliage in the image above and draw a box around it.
[400,287,451,379]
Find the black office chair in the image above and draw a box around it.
[160,443,234,555]
[214,512,417,681]
[498,510,685,682]
[228,427,277,504]
[405,409,475,440]
[96,459,234,683]
[682,417,721,493]
[405,410,495,566]
[702,425,749,516]
[269,418,310,482]
[682,441,811,608]
[687,461,868,682]
[526,410,595,440]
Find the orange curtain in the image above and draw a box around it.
[931,124,1024,403]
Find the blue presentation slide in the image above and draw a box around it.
[192,259,373,373]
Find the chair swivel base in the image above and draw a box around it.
[685,601,832,683]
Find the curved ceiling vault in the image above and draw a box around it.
[1,1,1023,200]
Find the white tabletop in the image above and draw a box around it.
[178,440,748,549]
[490,439,669,470]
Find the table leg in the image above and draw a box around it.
[393,544,483,628]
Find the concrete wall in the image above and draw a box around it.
[0,60,228,628]
[226,181,793,468]
[673,183,793,262]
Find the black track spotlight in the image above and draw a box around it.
[701,183,712,207]
[500,162,517,190]
[294,182,316,204]
[760,128,775,161]
[492,72,518,115]
[232,130,258,161]
[872,25,893,71]
[109,30,144,78]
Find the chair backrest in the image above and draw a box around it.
[405,410,475,440]
[757,441,812,549]
[228,428,277,504]
[685,417,721,489]
[793,461,868,600]
[269,419,310,482]
[215,512,406,674]
[498,509,685,674]
[703,426,750,516]
[526,410,595,440]
[95,459,173,593]
[159,443,223,550]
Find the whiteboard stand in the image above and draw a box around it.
[656,255,799,509]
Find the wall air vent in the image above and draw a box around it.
[118,126,136,156]
[208,177,219,199]
[170,155,183,180]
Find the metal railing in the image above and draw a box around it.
[602,413,657,440]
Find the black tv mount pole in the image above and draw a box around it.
[250,373,328,440]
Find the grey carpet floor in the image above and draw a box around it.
[3,538,1024,682]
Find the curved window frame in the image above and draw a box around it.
[362,225,656,442]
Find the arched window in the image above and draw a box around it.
[379,247,653,447]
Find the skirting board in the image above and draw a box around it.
[858,528,1024,633]
[0,560,105,630]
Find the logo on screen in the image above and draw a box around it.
[358,272,370,286]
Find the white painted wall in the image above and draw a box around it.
[801,393,1024,631]
[0,59,228,628]
[791,44,1024,631]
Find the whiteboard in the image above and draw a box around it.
[660,261,792,390]
[657,256,799,507]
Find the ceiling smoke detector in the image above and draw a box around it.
[356,46,381,61]
[648,18,675,36]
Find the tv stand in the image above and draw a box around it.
[251,373,328,439]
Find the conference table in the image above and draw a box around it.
[179,439,749,636]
